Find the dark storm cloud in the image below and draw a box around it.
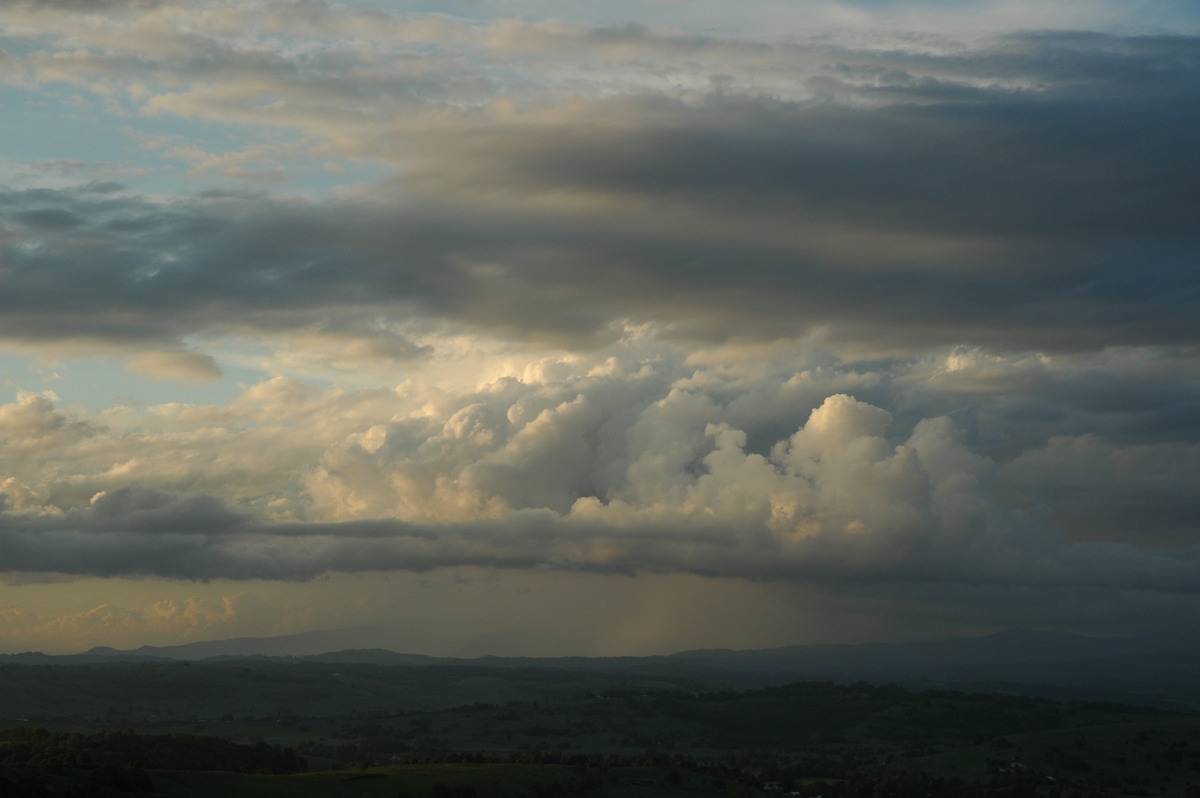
[0,188,449,346]
[888,347,1200,456]
[3,484,1200,592]
[3,32,1198,354]
[398,76,1199,347]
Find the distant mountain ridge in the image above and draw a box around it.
[669,628,1200,673]
[4,628,1196,710]
[60,627,1200,672]
[80,625,411,661]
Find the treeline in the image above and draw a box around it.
[0,727,306,774]
[0,727,306,797]
[300,679,1158,769]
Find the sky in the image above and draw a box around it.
[1,0,1199,657]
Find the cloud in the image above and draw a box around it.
[2,330,1198,583]
[1000,434,1200,545]
[2,485,1198,592]
[127,350,223,381]
[3,0,1200,645]
[1,6,1197,354]
[0,394,99,450]
[2,392,1198,595]
[0,591,247,653]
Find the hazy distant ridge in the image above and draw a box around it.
[53,629,1200,702]
[2,629,1199,710]
[81,626,414,661]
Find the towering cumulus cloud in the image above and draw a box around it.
[0,0,1198,651]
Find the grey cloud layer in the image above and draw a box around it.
[1,20,1197,351]
[4,455,1199,592]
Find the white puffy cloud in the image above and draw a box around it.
[0,394,99,451]
[0,342,1197,597]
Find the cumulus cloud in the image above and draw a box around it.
[3,329,1198,582]
[2,385,1198,595]
[0,394,99,451]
